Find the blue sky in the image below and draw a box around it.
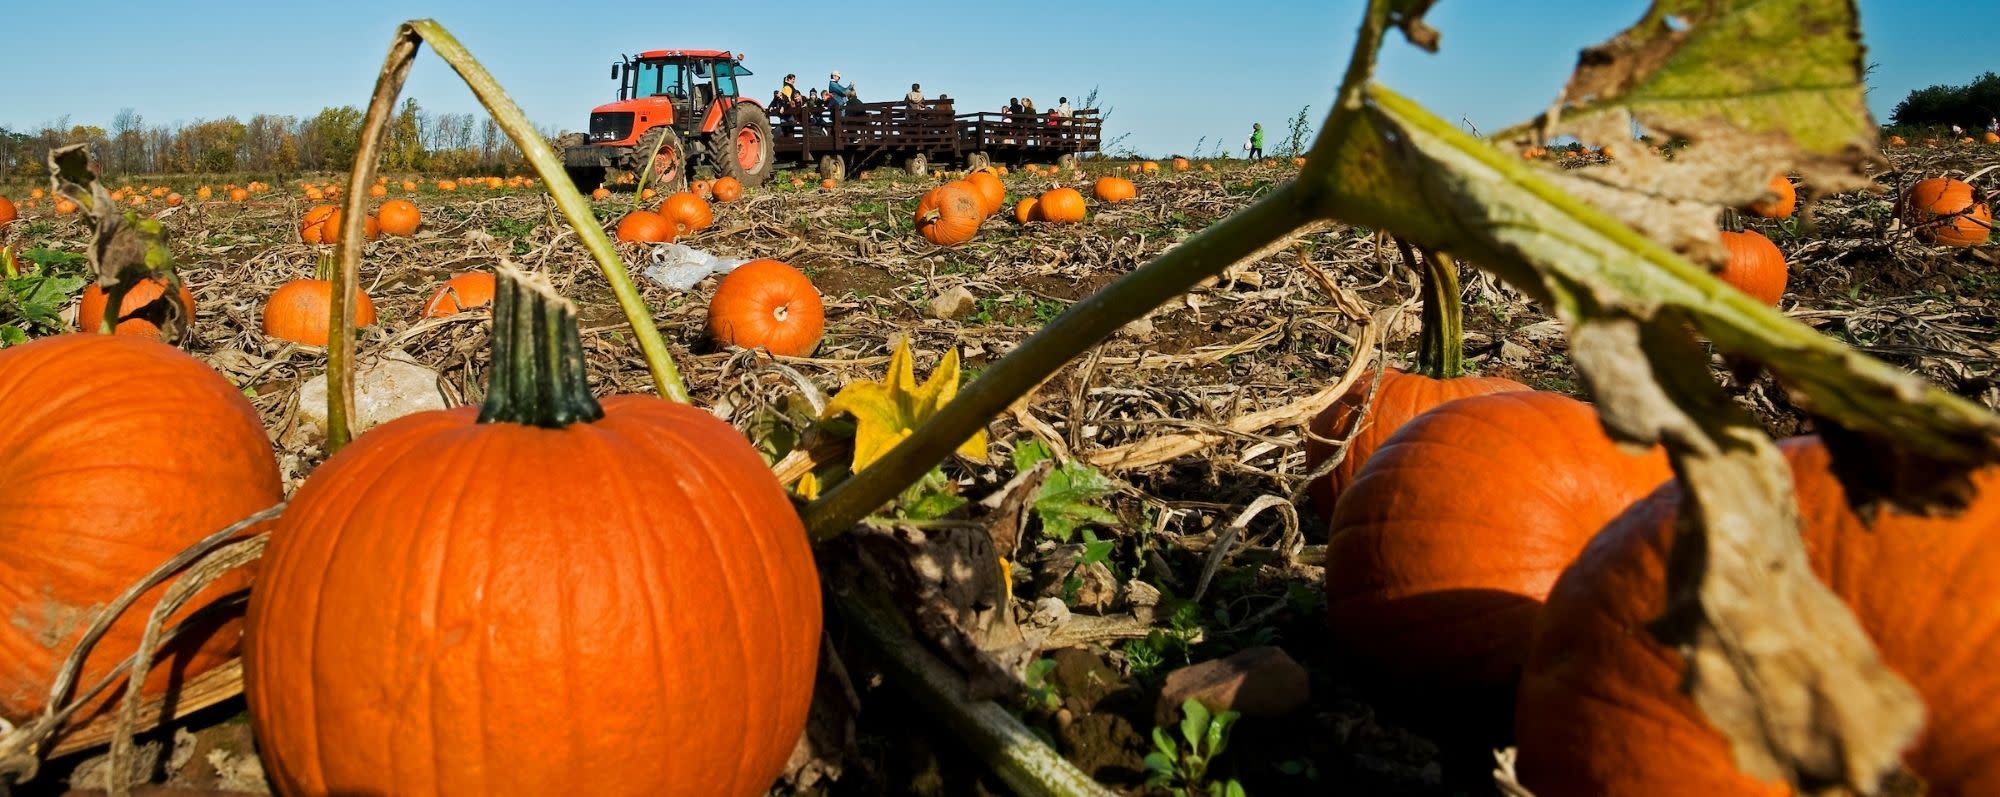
[1,1,1980,159]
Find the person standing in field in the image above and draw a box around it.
[1247,122,1265,159]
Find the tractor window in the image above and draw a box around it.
[636,61,685,99]
[712,64,739,98]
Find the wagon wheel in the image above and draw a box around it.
[712,105,775,187]
[903,152,929,177]
[1056,153,1078,171]
[817,154,846,182]
[633,126,687,193]
[966,151,991,172]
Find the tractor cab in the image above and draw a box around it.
[588,50,750,145]
[562,49,774,193]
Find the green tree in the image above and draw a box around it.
[1890,71,2000,130]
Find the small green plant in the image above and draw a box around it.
[1279,104,1314,159]
[0,247,89,346]
[1145,698,1247,797]
[1021,656,1063,716]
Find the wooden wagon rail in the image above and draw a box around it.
[769,101,1101,178]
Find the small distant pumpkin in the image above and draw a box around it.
[227,188,249,202]
[1171,157,1190,172]
[660,192,714,234]
[820,178,838,190]
[964,171,1006,217]
[1093,177,1137,203]
[421,272,498,318]
[377,199,422,237]
[300,205,339,244]
[591,187,611,200]
[915,183,983,246]
[367,184,388,198]
[263,279,379,346]
[690,179,712,199]
[437,180,458,192]
[712,176,744,202]
[1745,174,1796,218]
[1036,188,1087,224]
[707,259,825,357]
[1013,197,1040,225]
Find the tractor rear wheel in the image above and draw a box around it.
[633,126,688,193]
[712,105,775,187]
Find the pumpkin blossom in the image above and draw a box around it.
[822,337,987,472]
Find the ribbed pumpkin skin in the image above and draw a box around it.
[916,183,982,246]
[0,334,279,725]
[79,277,197,337]
[707,259,825,357]
[1517,436,2000,797]
[263,279,378,346]
[1325,391,1672,689]
[1903,177,1992,247]
[1302,368,1527,518]
[244,396,822,797]
[1718,229,1789,306]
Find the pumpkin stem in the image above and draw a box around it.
[478,265,604,428]
[1720,207,1746,234]
[1403,240,1464,379]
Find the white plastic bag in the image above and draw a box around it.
[641,243,751,290]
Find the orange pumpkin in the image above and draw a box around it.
[1036,188,1087,224]
[367,184,388,198]
[660,191,714,234]
[262,279,379,346]
[1093,177,1137,203]
[1517,436,2000,796]
[820,178,838,190]
[616,210,677,243]
[690,179,712,199]
[78,277,197,337]
[377,199,422,237]
[1172,157,1190,172]
[421,271,498,318]
[166,193,184,207]
[712,176,744,202]
[1013,197,1040,225]
[591,187,611,201]
[300,204,339,244]
[437,180,458,192]
[1986,131,2000,145]
[964,171,1006,217]
[916,183,984,246]
[1326,391,1671,688]
[246,272,819,796]
[0,196,15,226]
[227,188,248,203]
[1717,229,1788,306]
[0,334,280,728]
[1902,177,1991,247]
[707,259,825,358]
[322,209,382,243]
[1746,173,1796,218]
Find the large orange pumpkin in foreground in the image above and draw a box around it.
[1718,228,1789,306]
[421,271,498,318]
[78,277,197,337]
[1901,177,1991,247]
[1325,391,1672,689]
[916,183,983,246]
[0,334,280,729]
[246,271,820,796]
[1517,436,2000,796]
[707,259,825,357]
[263,278,379,346]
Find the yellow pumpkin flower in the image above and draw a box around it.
[821,337,988,472]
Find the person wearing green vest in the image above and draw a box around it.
[1248,123,1265,159]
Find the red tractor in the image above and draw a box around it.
[558,49,774,193]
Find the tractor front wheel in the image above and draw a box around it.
[633,127,688,194]
[712,106,775,187]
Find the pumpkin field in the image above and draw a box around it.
[4,6,2000,797]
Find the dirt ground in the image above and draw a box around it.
[3,145,1995,795]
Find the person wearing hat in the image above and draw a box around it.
[828,71,853,111]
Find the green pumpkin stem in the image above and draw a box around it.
[478,266,604,427]
[1404,240,1464,379]
[1720,207,1746,234]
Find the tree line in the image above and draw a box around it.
[1890,71,2000,131]
[0,99,563,180]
